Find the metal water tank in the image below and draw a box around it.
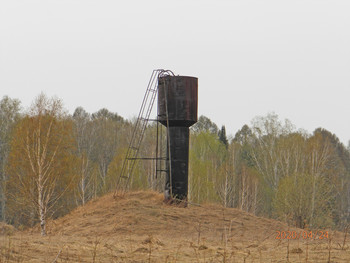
[158,76,198,127]
[157,75,198,203]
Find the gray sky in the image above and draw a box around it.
[1,0,350,144]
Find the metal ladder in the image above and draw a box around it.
[114,69,174,196]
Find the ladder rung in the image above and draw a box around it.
[125,157,167,160]
[116,69,166,193]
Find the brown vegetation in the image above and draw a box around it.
[1,191,349,262]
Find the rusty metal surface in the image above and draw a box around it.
[157,76,198,127]
[164,126,190,200]
[157,75,198,201]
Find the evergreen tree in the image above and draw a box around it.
[218,125,228,148]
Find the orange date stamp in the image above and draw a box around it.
[275,230,329,240]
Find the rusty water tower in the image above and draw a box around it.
[157,75,198,202]
[114,70,197,205]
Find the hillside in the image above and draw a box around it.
[1,191,349,262]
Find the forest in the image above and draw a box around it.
[0,93,349,236]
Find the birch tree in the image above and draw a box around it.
[91,109,125,195]
[189,131,221,203]
[8,94,73,236]
[250,113,295,191]
[0,96,20,222]
[273,130,337,228]
[191,115,218,134]
[72,107,96,205]
[313,128,350,227]
[306,132,335,227]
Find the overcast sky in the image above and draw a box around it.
[1,0,350,144]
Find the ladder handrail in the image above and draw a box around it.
[114,69,174,196]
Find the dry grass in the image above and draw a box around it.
[0,191,349,262]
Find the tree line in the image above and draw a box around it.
[0,94,349,235]
[190,114,350,230]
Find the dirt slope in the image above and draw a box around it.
[47,191,286,241]
[1,191,349,262]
